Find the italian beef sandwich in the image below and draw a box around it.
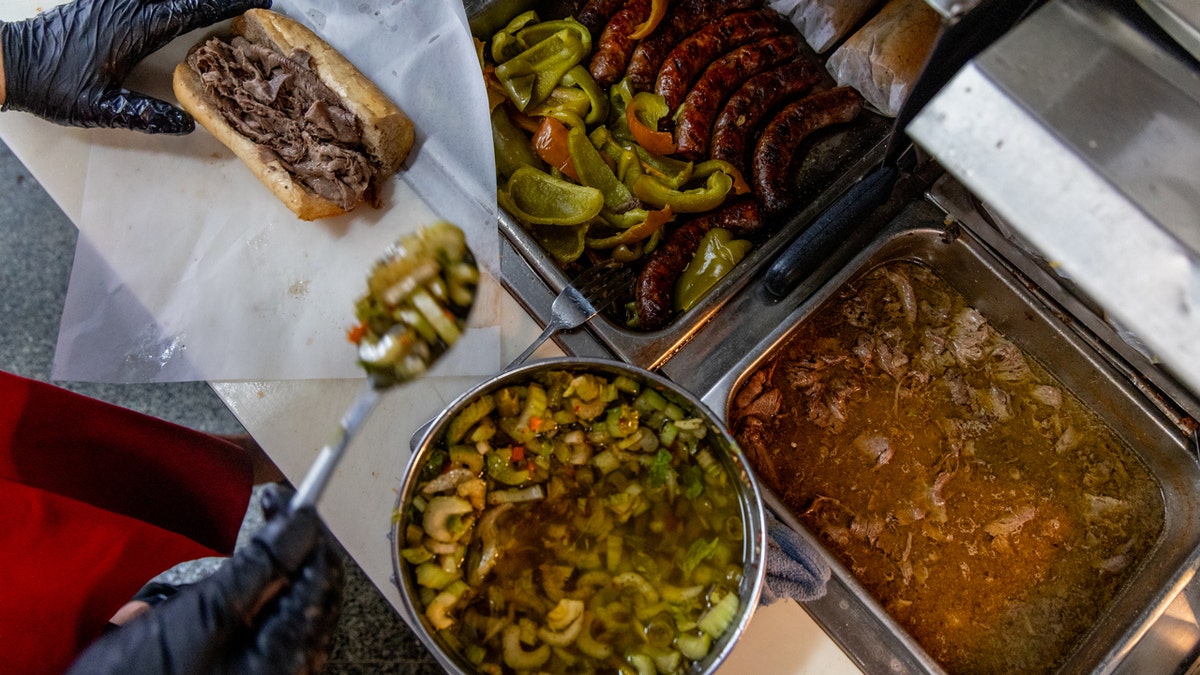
[174,9,414,220]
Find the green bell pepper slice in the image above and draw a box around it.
[499,165,604,226]
[491,106,543,180]
[495,29,588,112]
[587,206,672,249]
[589,126,623,163]
[692,158,751,194]
[507,17,592,61]
[525,86,592,121]
[674,228,752,311]
[561,65,608,126]
[587,127,642,188]
[568,125,636,213]
[530,221,588,264]
[634,145,693,189]
[633,169,733,213]
[606,78,637,145]
[600,207,648,230]
[490,10,541,63]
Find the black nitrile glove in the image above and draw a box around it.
[0,0,271,133]
[67,484,345,675]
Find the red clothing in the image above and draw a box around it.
[0,372,253,674]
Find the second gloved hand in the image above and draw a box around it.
[67,484,345,675]
[0,0,271,133]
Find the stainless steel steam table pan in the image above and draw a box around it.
[467,0,891,369]
[701,201,1200,674]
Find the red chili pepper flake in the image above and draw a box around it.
[511,446,525,462]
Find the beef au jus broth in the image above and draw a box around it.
[731,261,1164,674]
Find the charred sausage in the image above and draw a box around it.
[577,0,626,39]
[624,0,760,92]
[590,0,652,89]
[655,10,786,111]
[673,34,798,161]
[753,87,864,216]
[635,199,763,329]
[709,58,822,174]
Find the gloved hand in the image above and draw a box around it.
[0,0,271,133]
[67,484,345,675]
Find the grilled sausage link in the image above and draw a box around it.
[590,0,652,89]
[635,199,763,330]
[673,34,798,161]
[577,0,626,38]
[710,58,822,174]
[624,0,760,92]
[753,86,864,216]
[655,10,785,111]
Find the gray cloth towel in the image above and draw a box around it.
[760,509,831,605]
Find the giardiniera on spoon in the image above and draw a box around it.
[291,222,479,511]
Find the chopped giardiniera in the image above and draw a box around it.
[352,222,477,388]
[402,368,746,673]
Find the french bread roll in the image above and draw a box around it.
[174,9,414,220]
[825,0,941,117]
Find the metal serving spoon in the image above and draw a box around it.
[290,222,479,511]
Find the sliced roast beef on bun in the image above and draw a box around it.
[174,9,413,220]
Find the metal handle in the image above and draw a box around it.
[762,165,899,299]
[290,384,382,511]
[507,322,556,371]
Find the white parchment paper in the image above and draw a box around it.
[51,0,502,383]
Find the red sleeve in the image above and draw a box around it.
[0,371,255,674]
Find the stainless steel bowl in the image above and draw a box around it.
[391,357,767,675]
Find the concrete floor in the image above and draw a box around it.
[0,138,441,673]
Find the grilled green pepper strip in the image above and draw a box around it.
[508,17,592,60]
[673,227,751,312]
[692,158,750,195]
[562,65,608,125]
[634,145,693,189]
[490,10,541,63]
[568,125,636,213]
[499,165,604,226]
[494,29,587,112]
[491,107,543,180]
[606,78,636,145]
[589,126,622,162]
[633,169,732,213]
[587,207,672,249]
[529,222,588,264]
[525,86,592,121]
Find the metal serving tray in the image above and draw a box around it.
[467,0,891,369]
[700,199,1200,674]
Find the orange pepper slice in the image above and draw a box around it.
[626,96,676,156]
[629,0,668,40]
[531,117,579,181]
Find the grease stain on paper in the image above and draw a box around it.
[288,280,311,298]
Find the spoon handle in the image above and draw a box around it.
[291,383,382,511]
